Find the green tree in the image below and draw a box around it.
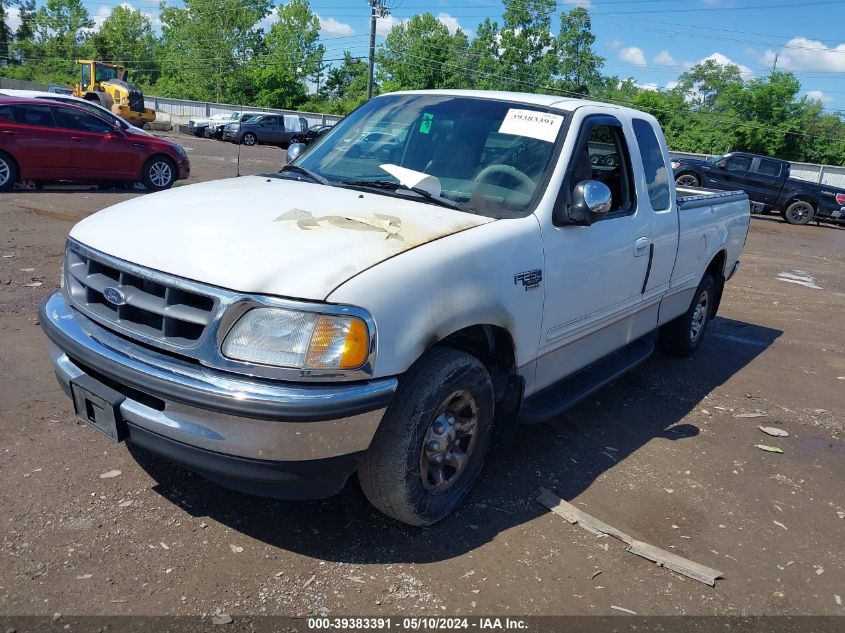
[303,50,368,114]
[34,0,93,62]
[675,59,743,111]
[157,0,270,102]
[554,7,603,96]
[498,0,558,91]
[0,0,11,64]
[376,12,469,91]
[248,0,322,108]
[87,5,158,85]
[466,18,503,90]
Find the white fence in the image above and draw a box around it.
[143,95,343,128]
[669,151,845,188]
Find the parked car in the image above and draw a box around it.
[0,96,189,191]
[187,112,238,137]
[0,88,151,136]
[672,151,845,225]
[40,90,749,525]
[295,123,333,145]
[222,113,309,147]
[47,85,74,95]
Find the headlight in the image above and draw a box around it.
[671,161,680,169]
[175,144,187,157]
[222,308,370,370]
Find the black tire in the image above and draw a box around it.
[659,274,716,357]
[675,172,700,188]
[783,200,814,225]
[358,348,495,526]
[241,132,257,146]
[0,151,19,192]
[202,127,212,139]
[141,156,176,191]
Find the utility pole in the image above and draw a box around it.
[771,52,779,74]
[367,0,389,100]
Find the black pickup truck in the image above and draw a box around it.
[672,152,845,226]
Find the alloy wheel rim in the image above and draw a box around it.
[789,204,810,222]
[244,134,255,145]
[0,159,9,186]
[676,175,698,187]
[149,162,172,187]
[690,290,709,342]
[420,390,479,493]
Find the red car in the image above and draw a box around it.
[0,96,189,192]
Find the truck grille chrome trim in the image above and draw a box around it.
[62,239,377,382]
[65,241,218,351]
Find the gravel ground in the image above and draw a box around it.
[1,133,843,620]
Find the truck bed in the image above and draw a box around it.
[675,186,749,210]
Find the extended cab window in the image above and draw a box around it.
[259,117,277,128]
[569,123,635,217]
[53,107,113,134]
[725,155,752,172]
[11,104,55,127]
[757,158,782,177]
[632,118,670,211]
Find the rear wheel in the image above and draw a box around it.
[783,200,814,225]
[358,348,495,526]
[659,274,716,357]
[142,156,176,191]
[241,132,256,146]
[202,127,212,139]
[675,173,700,187]
[0,152,18,192]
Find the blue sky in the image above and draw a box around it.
[8,1,845,112]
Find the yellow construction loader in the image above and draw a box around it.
[69,60,156,127]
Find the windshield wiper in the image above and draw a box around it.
[277,164,328,185]
[338,179,459,209]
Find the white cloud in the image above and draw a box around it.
[316,14,354,37]
[665,80,679,90]
[763,37,845,72]
[653,50,678,66]
[376,15,408,37]
[636,82,659,92]
[700,52,753,79]
[6,6,21,32]
[619,46,647,66]
[806,90,832,103]
[91,2,161,30]
[563,0,592,7]
[607,39,622,50]
[436,12,465,35]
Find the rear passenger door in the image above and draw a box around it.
[52,106,139,178]
[7,103,70,177]
[257,116,281,144]
[750,157,785,207]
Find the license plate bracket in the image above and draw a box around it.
[70,375,128,443]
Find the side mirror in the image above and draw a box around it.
[717,160,726,169]
[566,180,613,225]
[286,142,306,164]
[111,123,125,137]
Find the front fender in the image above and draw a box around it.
[327,216,545,378]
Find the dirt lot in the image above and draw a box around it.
[1,133,843,620]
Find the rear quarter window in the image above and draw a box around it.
[757,159,782,177]
[11,104,55,127]
[632,118,670,211]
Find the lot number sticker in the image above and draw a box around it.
[499,109,564,143]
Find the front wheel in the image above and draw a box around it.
[783,200,814,225]
[358,348,495,526]
[659,274,716,357]
[675,173,700,188]
[142,156,176,191]
[241,132,256,146]
[0,151,18,192]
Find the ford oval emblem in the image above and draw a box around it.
[103,286,127,306]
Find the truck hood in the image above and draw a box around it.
[69,176,492,300]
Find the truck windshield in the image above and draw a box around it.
[94,64,119,82]
[291,94,566,217]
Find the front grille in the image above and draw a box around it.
[65,245,216,350]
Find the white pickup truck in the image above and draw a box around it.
[41,90,750,525]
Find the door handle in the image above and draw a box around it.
[70,137,85,142]
[634,237,650,256]
[2,130,19,135]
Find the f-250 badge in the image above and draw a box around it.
[514,269,543,290]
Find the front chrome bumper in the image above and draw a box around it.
[41,292,395,465]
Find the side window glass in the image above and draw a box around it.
[0,104,12,123]
[571,123,635,216]
[758,159,781,177]
[11,104,55,127]
[725,155,752,172]
[53,108,112,134]
[259,117,275,127]
[632,118,670,211]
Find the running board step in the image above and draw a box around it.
[520,336,655,425]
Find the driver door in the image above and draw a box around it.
[535,114,652,392]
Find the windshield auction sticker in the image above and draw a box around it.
[498,109,564,143]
